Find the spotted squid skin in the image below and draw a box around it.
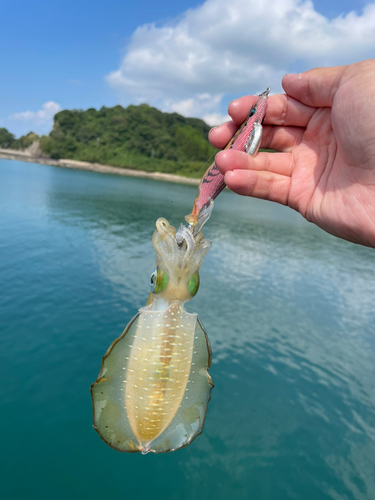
[91,302,213,454]
[126,302,195,445]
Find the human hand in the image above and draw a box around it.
[210,60,375,248]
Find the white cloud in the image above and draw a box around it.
[11,101,61,124]
[106,0,375,122]
[5,101,61,137]
[167,93,230,125]
[202,113,230,127]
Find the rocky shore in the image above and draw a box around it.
[0,147,200,186]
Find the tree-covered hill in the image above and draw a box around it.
[1,104,216,177]
[0,129,38,150]
[39,104,216,177]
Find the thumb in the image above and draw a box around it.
[282,65,346,108]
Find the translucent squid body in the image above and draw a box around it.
[91,208,214,454]
[91,87,270,454]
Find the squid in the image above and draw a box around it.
[91,88,270,454]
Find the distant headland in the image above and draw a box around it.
[0,103,216,183]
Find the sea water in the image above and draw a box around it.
[1,159,375,500]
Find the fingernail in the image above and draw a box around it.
[209,127,217,134]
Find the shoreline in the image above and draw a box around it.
[0,148,200,186]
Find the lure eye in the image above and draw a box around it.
[150,267,168,294]
[188,272,199,297]
[249,107,256,117]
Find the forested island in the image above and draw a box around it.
[0,104,216,178]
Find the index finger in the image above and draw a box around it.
[228,93,317,128]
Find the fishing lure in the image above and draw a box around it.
[91,88,270,454]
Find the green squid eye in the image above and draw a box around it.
[188,272,199,297]
[150,267,168,294]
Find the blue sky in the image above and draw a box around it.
[1,0,373,137]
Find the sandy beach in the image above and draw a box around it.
[0,147,200,186]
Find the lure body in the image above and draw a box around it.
[186,88,270,228]
[91,88,270,454]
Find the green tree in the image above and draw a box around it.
[13,132,39,150]
[0,128,16,149]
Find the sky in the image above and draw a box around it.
[1,0,374,137]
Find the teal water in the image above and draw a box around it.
[1,159,375,500]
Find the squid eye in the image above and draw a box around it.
[150,267,168,294]
[188,272,199,297]
[150,269,158,292]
